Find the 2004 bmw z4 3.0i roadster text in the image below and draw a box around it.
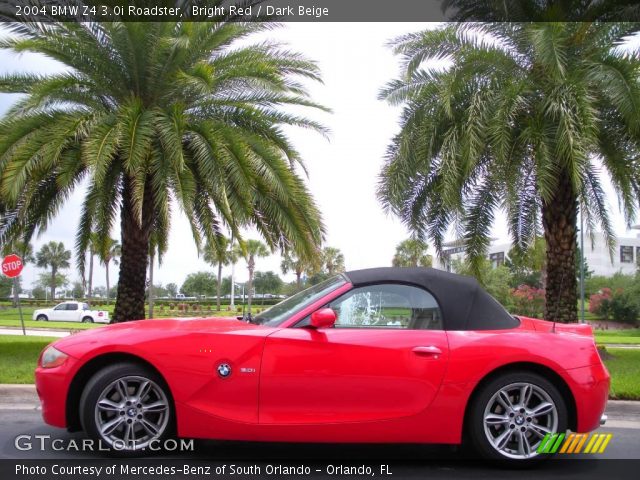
[35,268,609,464]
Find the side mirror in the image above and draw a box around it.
[310,308,337,329]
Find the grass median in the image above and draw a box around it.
[1,336,639,401]
[0,335,56,384]
[0,306,244,331]
[606,348,640,400]
[594,328,640,345]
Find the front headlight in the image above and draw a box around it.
[40,346,69,368]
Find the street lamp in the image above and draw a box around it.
[234,282,248,320]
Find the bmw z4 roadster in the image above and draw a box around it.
[35,268,609,463]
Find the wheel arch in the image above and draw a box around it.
[461,361,577,440]
[66,352,173,432]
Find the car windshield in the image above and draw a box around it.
[256,275,347,327]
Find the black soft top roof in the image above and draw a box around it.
[343,267,518,331]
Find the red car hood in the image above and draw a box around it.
[52,317,266,353]
[517,316,594,336]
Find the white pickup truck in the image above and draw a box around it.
[32,301,110,323]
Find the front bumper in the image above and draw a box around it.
[34,355,79,429]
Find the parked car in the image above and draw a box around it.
[34,268,608,463]
[32,301,109,323]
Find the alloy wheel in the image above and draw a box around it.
[483,382,558,459]
[94,375,169,451]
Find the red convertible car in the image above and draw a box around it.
[35,268,609,463]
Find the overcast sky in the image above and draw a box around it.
[0,23,636,290]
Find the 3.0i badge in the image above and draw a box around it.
[217,363,231,378]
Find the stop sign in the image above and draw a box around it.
[2,254,24,278]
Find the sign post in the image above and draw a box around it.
[2,254,25,335]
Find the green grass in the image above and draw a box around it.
[604,348,640,400]
[0,305,247,331]
[0,335,56,384]
[595,328,640,345]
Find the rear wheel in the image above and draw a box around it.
[467,371,567,464]
[80,363,174,456]
[82,316,94,323]
[36,315,48,321]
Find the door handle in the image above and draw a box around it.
[412,346,442,357]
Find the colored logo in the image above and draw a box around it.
[217,363,231,378]
[537,433,613,454]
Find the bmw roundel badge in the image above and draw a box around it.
[217,363,231,378]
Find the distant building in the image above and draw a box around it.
[434,231,640,277]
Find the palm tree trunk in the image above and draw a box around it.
[217,261,222,311]
[50,266,57,301]
[247,258,254,316]
[296,271,301,290]
[542,170,578,323]
[112,179,153,322]
[105,260,110,305]
[88,253,93,304]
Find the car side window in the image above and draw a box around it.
[53,304,66,311]
[67,303,78,311]
[82,303,89,310]
[294,284,441,330]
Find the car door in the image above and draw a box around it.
[64,302,79,321]
[50,303,68,321]
[259,283,449,425]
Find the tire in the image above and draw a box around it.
[82,316,94,323]
[467,371,568,465]
[36,315,48,321]
[80,362,174,456]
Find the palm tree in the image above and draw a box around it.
[98,238,120,305]
[441,0,640,22]
[241,239,269,317]
[0,16,326,322]
[35,241,71,300]
[203,236,237,311]
[392,239,432,268]
[321,247,345,275]
[378,22,640,322]
[147,230,167,319]
[281,250,314,290]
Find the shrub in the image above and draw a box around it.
[609,293,639,325]
[510,285,545,318]
[589,288,613,320]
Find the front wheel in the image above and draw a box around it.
[36,315,48,321]
[80,363,174,456]
[467,371,568,464]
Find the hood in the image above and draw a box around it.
[52,316,267,352]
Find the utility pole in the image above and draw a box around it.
[230,233,236,310]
